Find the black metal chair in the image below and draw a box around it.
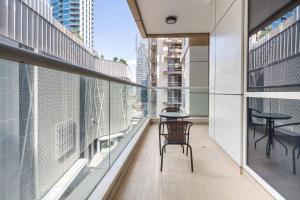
[160,107,183,121]
[274,123,300,174]
[248,108,265,138]
[159,121,193,172]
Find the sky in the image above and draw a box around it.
[93,0,139,80]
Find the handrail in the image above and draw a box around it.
[0,42,147,88]
[152,86,209,90]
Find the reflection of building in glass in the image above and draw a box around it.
[247,5,300,199]
[248,5,300,92]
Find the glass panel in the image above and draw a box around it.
[150,87,209,117]
[248,5,300,92]
[109,82,148,165]
[0,58,20,200]
[0,57,148,200]
[247,97,300,200]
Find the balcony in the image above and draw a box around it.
[164,66,182,74]
[164,54,181,60]
[0,31,275,200]
[2,0,300,199]
[164,38,183,44]
[125,0,300,199]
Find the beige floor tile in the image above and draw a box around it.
[112,124,274,200]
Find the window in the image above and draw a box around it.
[55,120,74,161]
[248,4,300,92]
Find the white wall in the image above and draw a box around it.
[209,0,244,165]
[189,46,209,116]
[182,41,209,117]
[209,30,216,139]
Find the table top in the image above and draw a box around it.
[252,112,291,120]
[159,112,190,118]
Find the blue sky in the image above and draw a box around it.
[93,0,139,78]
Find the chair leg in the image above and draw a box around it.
[253,126,256,138]
[187,144,193,172]
[159,135,161,156]
[182,145,184,154]
[186,136,190,156]
[161,145,166,172]
[297,148,300,159]
[274,137,288,155]
[255,134,267,149]
[293,146,298,175]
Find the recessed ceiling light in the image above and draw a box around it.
[166,16,177,24]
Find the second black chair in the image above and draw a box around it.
[159,121,193,172]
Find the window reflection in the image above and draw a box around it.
[247,97,300,200]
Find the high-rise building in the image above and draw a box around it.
[136,35,150,86]
[51,0,94,48]
[150,38,184,114]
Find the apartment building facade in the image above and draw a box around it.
[149,37,209,117]
[150,38,184,114]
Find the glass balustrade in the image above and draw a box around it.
[0,57,148,200]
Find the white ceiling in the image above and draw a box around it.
[136,0,211,34]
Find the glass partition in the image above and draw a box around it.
[248,4,300,92]
[0,57,148,200]
[109,82,148,165]
[149,87,208,117]
[247,97,300,200]
[247,2,300,200]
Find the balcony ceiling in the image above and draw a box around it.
[127,0,211,38]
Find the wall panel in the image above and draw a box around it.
[215,94,242,165]
[215,0,243,94]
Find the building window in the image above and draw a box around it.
[55,119,74,161]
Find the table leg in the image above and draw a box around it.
[269,119,277,158]
[265,120,269,156]
[266,119,273,158]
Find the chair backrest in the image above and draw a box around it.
[248,108,261,125]
[161,107,183,113]
[162,121,192,144]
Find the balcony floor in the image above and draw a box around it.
[113,124,274,200]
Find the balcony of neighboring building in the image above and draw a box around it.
[164,54,181,60]
[163,64,183,75]
[164,38,183,44]
[168,47,182,54]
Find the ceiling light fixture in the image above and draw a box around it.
[166,16,177,24]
